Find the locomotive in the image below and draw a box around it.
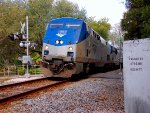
[41,17,120,78]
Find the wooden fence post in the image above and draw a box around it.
[4,68,5,76]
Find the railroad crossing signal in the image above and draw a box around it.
[17,33,27,40]
[8,16,30,78]
[8,33,18,41]
[8,33,27,41]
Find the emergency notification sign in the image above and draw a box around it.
[123,38,150,113]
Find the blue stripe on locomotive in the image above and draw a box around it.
[43,17,89,46]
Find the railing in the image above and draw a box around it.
[0,65,43,76]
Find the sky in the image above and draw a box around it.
[68,0,127,26]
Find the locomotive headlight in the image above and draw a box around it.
[60,40,63,44]
[56,40,59,44]
[68,47,73,51]
[45,45,49,50]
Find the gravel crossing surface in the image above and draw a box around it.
[0,70,124,113]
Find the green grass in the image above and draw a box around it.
[0,66,43,76]
[29,68,42,75]
[0,78,12,83]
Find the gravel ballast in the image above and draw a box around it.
[1,71,124,113]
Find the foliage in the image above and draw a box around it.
[28,0,54,43]
[53,0,87,20]
[0,1,26,36]
[0,1,26,64]
[17,66,42,75]
[87,17,111,40]
[29,67,42,75]
[31,52,41,64]
[17,66,25,75]
[121,0,150,40]
[0,32,26,65]
[109,23,124,46]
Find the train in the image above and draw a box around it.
[40,17,121,78]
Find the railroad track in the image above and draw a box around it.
[0,77,68,105]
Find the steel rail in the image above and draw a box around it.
[0,77,48,88]
[0,80,68,104]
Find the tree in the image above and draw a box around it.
[109,23,124,47]
[27,0,54,47]
[0,1,26,39]
[53,0,87,20]
[0,1,26,64]
[87,17,111,40]
[121,0,150,40]
[27,0,87,48]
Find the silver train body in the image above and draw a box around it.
[41,17,120,78]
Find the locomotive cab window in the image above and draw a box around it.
[97,36,100,41]
[66,23,81,29]
[93,31,95,37]
[94,33,97,38]
[49,23,63,28]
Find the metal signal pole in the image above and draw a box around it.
[24,16,30,78]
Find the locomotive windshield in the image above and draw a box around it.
[66,23,81,29]
[49,23,63,28]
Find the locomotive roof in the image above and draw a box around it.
[49,17,84,23]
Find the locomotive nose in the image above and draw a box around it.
[43,44,75,62]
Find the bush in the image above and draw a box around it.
[29,67,42,75]
[17,66,25,75]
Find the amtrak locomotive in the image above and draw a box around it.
[41,17,120,78]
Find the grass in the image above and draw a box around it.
[0,78,12,83]
[0,65,43,76]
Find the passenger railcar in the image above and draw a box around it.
[41,17,119,78]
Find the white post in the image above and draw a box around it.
[119,32,122,74]
[24,16,30,78]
